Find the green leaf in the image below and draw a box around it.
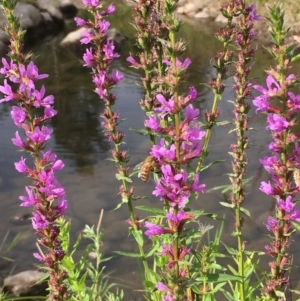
[146,243,161,258]
[129,127,149,136]
[219,202,234,209]
[135,205,165,215]
[132,230,144,247]
[291,53,300,62]
[215,120,231,126]
[114,251,141,258]
[115,174,132,183]
[205,273,242,283]
[111,202,123,211]
[240,206,251,217]
[291,221,300,231]
[201,160,225,172]
[62,256,75,270]
[199,82,213,91]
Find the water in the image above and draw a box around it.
[1,2,300,300]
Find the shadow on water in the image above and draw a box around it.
[1,1,300,300]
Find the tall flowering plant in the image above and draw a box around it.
[75,0,161,299]
[252,5,300,300]
[0,0,68,300]
[2,0,300,300]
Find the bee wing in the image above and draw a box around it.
[133,161,144,178]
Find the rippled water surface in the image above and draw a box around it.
[1,2,300,300]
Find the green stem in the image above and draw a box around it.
[106,105,157,300]
[169,29,180,278]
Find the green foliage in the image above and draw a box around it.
[57,213,124,301]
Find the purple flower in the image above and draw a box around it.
[191,174,206,193]
[266,114,289,132]
[155,94,175,117]
[126,54,140,67]
[83,47,94,66]
[57,200,68,215]
[185,104,199,122]
[247,4,261,21]
[0,58,17,76]
[150,139,176,163]
[12,131,25,148]
[153,165,191,207]
[103,40,120,61]
[18,62,48,92]
[266,216,279,232]
[33,252,46,262]
[163,57,191,69]
[43,107,57,120]
[156,282,168,292]
[32,212,49,229]
[26,126,53,143]
[0,79,14,102]
[104,3,115,15]
[156,282,173,301]
[52,159,64,171]
[277,196,294,212]
[259,155,278,173]
[19,186,37,207]
[260,181,275,195]
[287,92,300,111]
[82,0,99,7]
[166,210,185,224]
[93,71,106,87]
[253,75,282,100]
[15,157,28,173]
[252,94,269,113]
[11,106,26,126]
[144,221,164,237]
[290,210,300,222]
[80,29,94,44]
[111,70,124,83]
[144,115,161,132]
[188,86,197,100]
[98,19,110,34]
[74,17,86,26]
[33,85,54,108]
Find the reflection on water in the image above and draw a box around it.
[1,1,300,300]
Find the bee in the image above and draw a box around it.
[136,155,160,182]
[293,169,300,187]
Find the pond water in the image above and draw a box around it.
[1,1,300,300]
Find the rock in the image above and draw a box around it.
[194,11,210,19]
[59,0,78,19]
[215,13,228,24]
[177,6,185,14]
[183,3,199,15]
[3,270,48,297]
[205,6,219,19]
[37,0,64,23]
[107,28,128,45]
[60,27,127,58]
[14,3,42,29]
